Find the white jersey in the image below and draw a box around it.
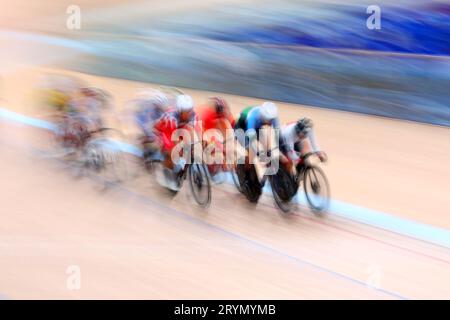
[281,122,321,161]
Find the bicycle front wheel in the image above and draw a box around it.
[83,138,127,190]
[188,164,211,208]
[303,165,330,213]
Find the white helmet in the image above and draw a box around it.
[259,102,278,121]
[176,94,194,113]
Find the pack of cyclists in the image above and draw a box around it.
[39,75,112,151]
[43,77,328,209]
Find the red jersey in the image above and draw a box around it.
[196,105,235,132]
[153,108,199,152]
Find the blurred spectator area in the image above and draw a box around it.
[55,0,450,125]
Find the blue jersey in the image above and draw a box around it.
[246,106,280,136]
[135,100,164,137]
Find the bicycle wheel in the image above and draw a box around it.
[270,166,297,213]
[188,163,211,207]
[240,164,262,203]
[82,137,127,190]
[228,164,243,193]
[303,165,330,213]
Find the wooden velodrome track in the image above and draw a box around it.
[0,0,449,299]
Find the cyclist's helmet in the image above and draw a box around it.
[209,97,229,115]
[259,102,278,122]
[80,87,98,97]
[151,91,168,109]
[295,117,313,135]
[176,94,194,113]
[80,87,111,103]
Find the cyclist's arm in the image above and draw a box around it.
[245,110,259,151]
[272,117,281,130]
[306,129,321,153]
[281,128,300,163]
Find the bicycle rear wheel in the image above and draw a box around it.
[228,164,243,193]
[82,135,128,190]
[303,165,330,213]
[270,166,297,213]
[188,164,211,207]
[237,164,262,203]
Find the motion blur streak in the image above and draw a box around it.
[0,0,449,299]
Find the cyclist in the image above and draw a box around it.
[196,97,235,180]
[134,89,168,137]
[132,89,168,161]
[235,101,280,159]
[38,74,80,113]
[74,87,112,130]
[153,94,199,191]
[279,118,327,172]
[59,86,111,149]
[233,102,280,199]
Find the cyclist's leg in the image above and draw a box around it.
[294,141,304,172]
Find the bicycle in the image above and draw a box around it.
[79,127,128,190]
[151,140,212,208]
[233,124,330,213]
[270,152,330,213]
[233,125,274,204]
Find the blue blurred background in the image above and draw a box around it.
[57,0,450,125]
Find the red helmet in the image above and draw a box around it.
[80,87,98,97]
[80,87,111,105]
